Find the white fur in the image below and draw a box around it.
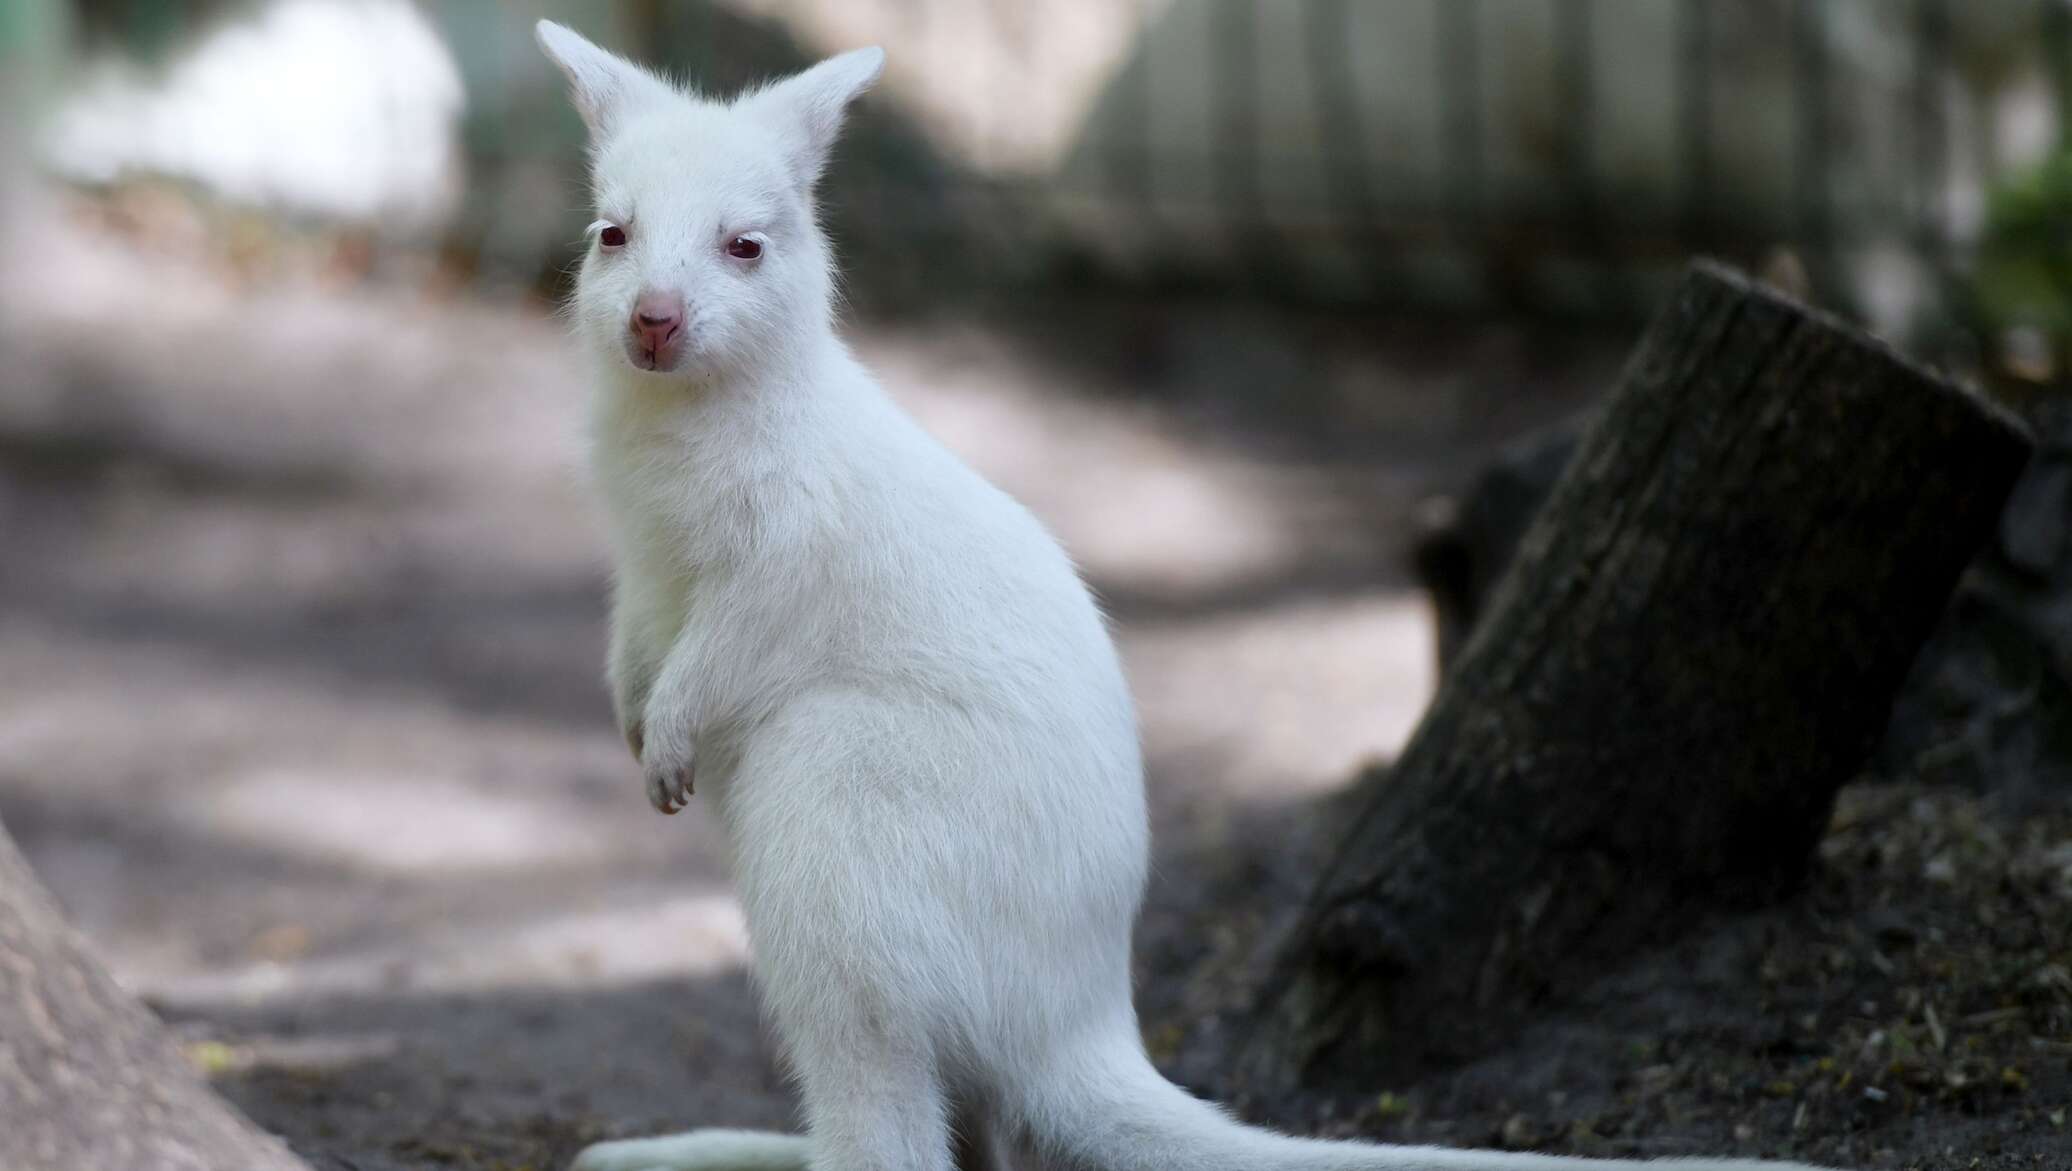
[536,22,1833,1171]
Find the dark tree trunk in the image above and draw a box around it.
[1419,402,2072,803]
[0,818,309,1171]
[1239,263,2033,1093]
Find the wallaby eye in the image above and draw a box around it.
[599,224,627,249]
[726,235,763,261]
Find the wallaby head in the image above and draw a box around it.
[535,21,883,379]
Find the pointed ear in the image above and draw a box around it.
[535,20,677,140]
[738,47,885,189]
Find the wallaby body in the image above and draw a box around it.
[534,22,1830,1171]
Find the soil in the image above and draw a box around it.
[1,204,2065,1170]
[1149,782,2072,1171]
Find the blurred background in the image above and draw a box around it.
[1,2,2068,1169]
[20,0,2072,353]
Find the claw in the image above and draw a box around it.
[646,770,679,815]
[644,759,693,815]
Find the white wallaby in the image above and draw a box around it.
[534,21,1831,1171]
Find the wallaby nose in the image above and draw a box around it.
[629,291,684,353]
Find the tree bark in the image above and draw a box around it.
[1239,262,2033,1094]
[0,817,309,1171]
[1419,402,2072,803]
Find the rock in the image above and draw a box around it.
[1499,1113,1540,1151]
[0,819,310,1171]
[1881,396,2071,799]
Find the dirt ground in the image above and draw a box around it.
[1,208,2065,1171]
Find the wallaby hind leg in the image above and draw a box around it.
[569,1129,810,1171]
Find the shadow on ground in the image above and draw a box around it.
[18,224,2061,1171]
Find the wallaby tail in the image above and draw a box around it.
[1011,1035,1832,1171]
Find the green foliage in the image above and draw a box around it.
[1972,151,2072,348]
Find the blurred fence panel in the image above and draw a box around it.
[1043,1,2066,341]
[28,0,2072,376]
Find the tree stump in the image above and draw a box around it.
[0,818,309,1171]
[1239,262,2033,1092]
[1417,400,2072,803]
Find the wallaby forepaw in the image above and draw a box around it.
[643,744,694,814]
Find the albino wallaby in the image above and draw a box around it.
[535,21,1830,1171]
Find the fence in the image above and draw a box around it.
[1028,0,2072,360]
[26,0,2072,369]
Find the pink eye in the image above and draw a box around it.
[599,225,627,248]
[726,236,763,260]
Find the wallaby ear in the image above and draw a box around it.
[535,20,677,140]
[738,47,885,189]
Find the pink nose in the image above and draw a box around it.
[629,292,683,355]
